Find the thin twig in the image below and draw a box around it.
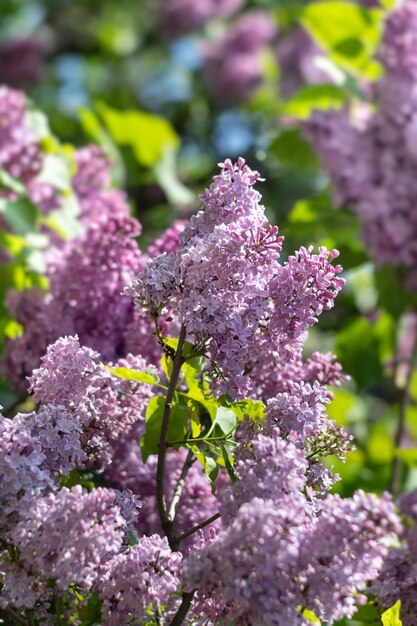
[168,591,195,626]
[177,512,221,543]
[156,325,187,551]
[390,312,417,495]
[168,449,195,520]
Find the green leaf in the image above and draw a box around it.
[78,107,125,187]
[186,398,201,438]
[302,608,321,625]
[335,317,385,388]
[45,192,82,239]
[104,365,160,385]
[326,388,358,427]
[353,601,383,623]
[182,359,218,419]
[37,153,72,190]
[0,167,25,194]
[381,600,402,626]
[4,318,23,339]
[165,337,194,357]
[0,198,37,235]
[154,146,194,207]
[186,443,219,486]
[301,1,383,80]
[281,84,347,119]
[218,440,238,482]
[367,424,394,465]
[269,128,319,170]
[223,398,265,422]
[208,407,237,437]
[141,396,165,462]
[141,396,188,461]
[25,108,51,141]
[97,103,179,167]
[78,593,102,626]
[375,266,412,319]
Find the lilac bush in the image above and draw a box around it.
[0,85,407,624]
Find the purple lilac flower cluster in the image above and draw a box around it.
[2,136,183,388]
[128,158,345,399]
[0,334,186,619]
[0,86,63,214]
[158,0,243,37]
[203,11,277,105]
[371,488,417,625]
[304,0,417,284]
[183,430,400,626]
[276,26,328,98]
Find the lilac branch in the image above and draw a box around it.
[177,512,221,543]
[168,448,195,521]
[168,591,195,626]
[156,324,187,551]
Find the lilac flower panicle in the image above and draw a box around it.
[183,429,400,626]
[0,38,44,87]
[276,26,328,98]
[128,158,344,399]
[3,212,151,388]
[28,335,154,466]
[10,486,127,592]
[304,0,417,283]
[372,487,417,625]
[72,145,111,199]
[0,415,53,533]
[97,534,182,625]
[203,12,277,105]
[301,491,401,622]
[147,218,187,258]
[221,429,308,523]
[266,381,330,442]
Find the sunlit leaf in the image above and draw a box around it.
[209,407,237,436]
[97,103,179,167]
[281,84,347,119]
[0,198,37,235]
[0,167,25,194]
[104,365,160,385]
[302,608,321,625]
[301,1,383,80]
[154,146,194,207]
[381,600,402,626]
[37,153,72,190]
[141,396,188,461]
[186,443,219,487]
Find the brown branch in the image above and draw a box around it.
[156,325,187,551]
[168,449,195,521]
[177,512,221,544]
[168,591,195,626]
